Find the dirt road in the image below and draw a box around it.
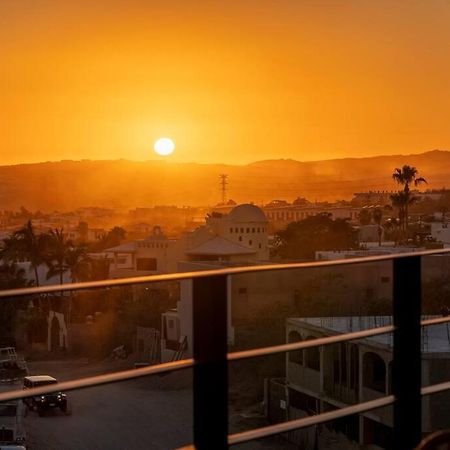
[25,359,193,450]
[23,359,295,450]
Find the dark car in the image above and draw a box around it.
[23,376,68,416]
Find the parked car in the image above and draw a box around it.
[23,376,68,416]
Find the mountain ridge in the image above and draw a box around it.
[0,150,449,211]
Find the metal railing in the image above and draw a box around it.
[2,248,450,449]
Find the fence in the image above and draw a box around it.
[2,249,450,449]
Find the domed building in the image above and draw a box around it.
[186,203,269,262]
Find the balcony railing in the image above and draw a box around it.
[2,248,450,449]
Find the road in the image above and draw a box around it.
[25,359,193,450]
[23,359,295,450]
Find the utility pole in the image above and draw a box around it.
[219,174,228,204]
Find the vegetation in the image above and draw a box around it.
[391,165,427,238]
[275,213,358,260]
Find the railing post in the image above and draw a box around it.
[193,275,228,449]
[393,256,422,450]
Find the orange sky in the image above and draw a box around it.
[1,0,450,165]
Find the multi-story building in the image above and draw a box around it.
[105,203,270,278]
[262,204,360,232]
[266,316,450,449]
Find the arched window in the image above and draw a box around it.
[304,336,320,370]
[288,331,303,364]
[363,352,386,393]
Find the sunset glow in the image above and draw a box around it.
[154,138,175,156]
[1,1,450,165]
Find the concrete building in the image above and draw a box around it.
[266,316,450,449]
[431,222,450,247]
[105,204,270,278]
[262,204,360,232]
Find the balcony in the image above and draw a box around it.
[1,249,450,449]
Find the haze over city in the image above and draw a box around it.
[2,2,450,450]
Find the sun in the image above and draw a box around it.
[154,137,175,156]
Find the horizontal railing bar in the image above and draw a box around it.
[228,324,394,361]
[228,380,450,446]
[2,316,447,403]
[228,395,395,445]
[422,381,450,397]
[0,358,193,403]
[421,316,450,327]
[2,247,450,298]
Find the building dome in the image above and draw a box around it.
[228,204,267,223]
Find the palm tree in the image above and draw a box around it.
[46,229,91,323]
[7,221,49,287]
[390,191,418,240]
[392,165,427,193]
[358,208,372,226]
[372,208,383,246]
[392,165,427,231]
[46,228,72,285]
[0,262,32,289]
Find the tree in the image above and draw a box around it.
[45,228,72,285]
[372,208,383,246]
[392,165,427,231]
[0,262,33,346]
[275,213,359,260]
[92,226,127,251]
[6,221,49,287]
[358,208,372,225]
[390,191,417,239]
[392,165,427,193]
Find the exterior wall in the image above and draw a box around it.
[263,206,359,232]
[431,222,450,244]
[229,262,393,320]
[47,311,68,352]
[283,318,450,444]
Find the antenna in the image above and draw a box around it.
[219,174,228,204]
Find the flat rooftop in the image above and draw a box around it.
[288,316,450,354]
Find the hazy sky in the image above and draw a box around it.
[1,0,450,165]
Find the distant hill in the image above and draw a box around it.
[0,150,449,211]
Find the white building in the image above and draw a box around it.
[431,222,450,246]
[159,204,270,361]
[105,204,270,278]
[266,316,450,449]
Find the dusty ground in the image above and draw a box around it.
[22,358,296,450]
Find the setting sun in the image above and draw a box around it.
[154,138,175,156]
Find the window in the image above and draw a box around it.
[259,243,262,248]
[136,258,157,271]
[230,228,233,233]
[249,240,253,245]
[288,331,303,364]
[304,336,320,370]
[363,352,386,393]
[252,227,255,233]
[246,228,250,233]
[240,228,244,233]
[239,236,242,241]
